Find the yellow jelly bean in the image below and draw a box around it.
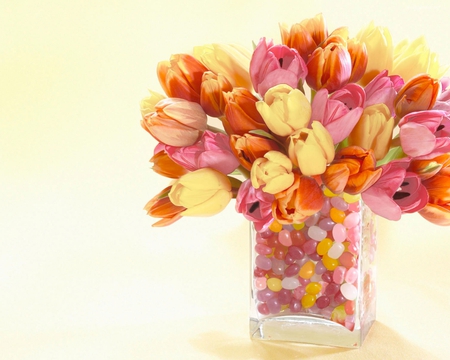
[331,305,346,324]
[305,282,322,295]
[292,223,305,230]
[269,220,283,232]
[299,261,315,279]
[323,187,338,197]
[322,254,339,271]
[317,238,333,255]
[342,241,350,251]
[301,294,316,308]
[343,192,360,203]
[330,207,346,223]
[267,277,282,292]
[281,304,289,311]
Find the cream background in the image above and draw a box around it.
[1,1,450,359]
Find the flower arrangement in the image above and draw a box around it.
[141,14,450,231]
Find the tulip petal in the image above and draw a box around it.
[400,123,436,157]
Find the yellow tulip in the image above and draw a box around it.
[348,103,394,160]
[288,121,335,176]
[356,21,393,86]
[169,168,232,216]
[255,84,311,137]
[193,43,253,90]
[250,151,295,194]
[140,90,166,118]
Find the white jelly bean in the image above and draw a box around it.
[328,242,345,259]
[308,225,327,241]
[340,283,357,300]
[281,277,300,290]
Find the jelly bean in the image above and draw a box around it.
[266,270,282,280]
[267,296,281,314]
[309,253,321,261]
[331,305,346,324]
[281,277,300,290]
[317,238,333,255]
[257,302,270,315]
[256,288,275,302]
[322,254,339,271]
[255,255,272,270]
[347,243,359,255]
[255,233,268,244]
[331,196,349,211]
[292,286,305,300]
[299,277,310,286]
[295,257,308,269]
[255,277,267,290]
[271,258,285,275]
[258,229,273,239]
[254,267,267,277]
[318,217,335,231]
[285,263,300,277]
[305,212,320,227]
[334,291,346,305]
[269,221,283,232]
[343,192,360,203]
[267,278,282,292]
[321,271,333,283]
[308,226,327,241]
[303,240,318,255]
[320,197,332,216]
[347,227,360,244]
[310,273,322,283]
[299,261,315,279]
[345,315,355,331]
[343,212,360,229]
[332,266,346,284]
[345,300,355,315]
[301,294,316,308]
[278,229,292,246]
[332,223,347,243]
[284,253,295,265]
[255,243,272,255]
[345,267,358,284]
[266,235,279,247]
[289,298,301,313]
[316,295,331,309]
[305,282,322,295]
[287,246,304,260]
[348,201,360,212]
[292,223,305,230]
[273,245,286,260]
[323,187,338,197]
[290,230,306,247]
[328,242,345,259]
[315,260,327,275]
[340,283,357,300]
[320,307,333,318]
[278,288,292,305]
[339,252,356,269]
[330,208,346,223]
[325,282,340,296]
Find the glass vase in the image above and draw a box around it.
[249,191,377,348]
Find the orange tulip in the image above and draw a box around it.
[394,74,441,119]
[409,153,450,181]
[223,88,269,135]
[272,173,324,224]
[229,133,282,171]
[150,150,190,179]
[321,146,382,194]
[157,54,208,103]
[200,71,233,117]
[347,38,368,84]
[144,186,186,227]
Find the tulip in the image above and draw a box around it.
[250,151,295,194]
[347,38,368,84]
[348,103,394,160]
[223,88,269,135]
[235,179,275,232]
[164,130,240,174]
[169,168,232,216]
[144,186,186,227]
[141,98,207,147]
[419,203,450,226]
[306,42,352,92]
[434,77,450,112]
[321,146,382,194]
[398,110,450,159]
[364,70,400,116]
[140,90,166,118]
[150,148,190,179]
[157,54,208,103]
[311,85,365,144]
[288,121,335,176]
[279,13,328,62]
[193,43,253,89]
[200,71,233,117]
[409,153,450,181]
[230,133,282,171]
[394,74,441,119]
[272,173,324,224]
[255,84,311,137]
[250,38,308,97]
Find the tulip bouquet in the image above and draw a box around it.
[141,14,450,231]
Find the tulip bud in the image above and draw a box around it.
[141,98,207,147]
[255,84,311,137]
[150,149,190,179]
[394,74,441,119]
[347,38,368,84]
[140,90,166,118]
[144,186,186,227]
[348,103,394,160]
[169,168,232,216]
[157,54,208,103]
[200,71,233,117]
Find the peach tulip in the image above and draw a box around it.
[144,186,186,227]
[140,90,166,118]
[200,71,233,117]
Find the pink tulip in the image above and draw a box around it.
[235,179,274,232]
[433,77,450,112]
[399,110,450,159]
[364,70,401,115]
[362,159,429,220]
[311,84,364,144]
[164,130,240,174]
[250,38,308,97]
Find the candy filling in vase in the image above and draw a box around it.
[249,190,377,348]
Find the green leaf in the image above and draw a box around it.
[376,146,406,166]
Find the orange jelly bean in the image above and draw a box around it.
[305,282,322,295]
[269,220,283,232]
[299,261,315,279]
[330,207,346,223]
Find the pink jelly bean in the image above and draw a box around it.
[332,223,347,243]
[343,212,360,228]
[334,291,346,305]
[318,217,335,231]
[255,277,267,290]
[285,263,300,277]
[348,243,359,255]
[253,267,267,277]
[290,230,306,247]
[257,288,275,302]
[255,243,272,255]
[348,202,360,212]
[255,233,267,244]
[255,255,272,270]
[309,252,321,261]
[339,252,356,269]
[281,277,300,290]
[321,271,333,283]
[303,240,318,255]
[347,227,360,243]
[292,286,305,300]
[284,253,295,265]
[328,242,345,259]
[287,246,304,260]
[299,277,310,286]
[325,282,340,296]
[333,266,346,284]
[316,295,331,309]
[278,288,292,304]
[271,258,285,275]
[340,283,357,300]
[331,196,349,211]
[258,229,274,238]
[315,260,327,275]
[267,296,281,314]
[305,212,320,227]
[308,225,327,241]
[273,246,286,260]
[345,268,358,284]
[257,302,270,315]
[278,229,292,246]
[321,307,333,318]
[320,197,331,216]
[289,298,301,312]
